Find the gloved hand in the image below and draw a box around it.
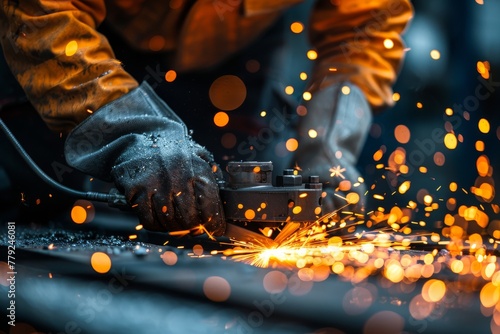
[64,82,226,236]
[293,82,372,214]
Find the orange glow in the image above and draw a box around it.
[445,107,453,116]
[398,181,411,194]
[394,125,411,144]
[302,91,312,101]
[203,276,231,302]
[422,279,446,302]
[373,149,384,161]
[444,213,455,226]
[383,38,394,49]
[346,192,360,204]
[65,41,78,57]
[71,205,87,224]
[476,155,490,177]
[286,138,299,152]
[433,152,445,166]
[423,195,433,205]
[449,182,458,192]
[245,209,256,220]
[477,60,490,78]
[296,105,307,116]
[444,133,457,149]
[193,244,204,256]
[307,50,318,60]
[285,86,294,95]
[478,118,490,134]
[385,262,404,283]
[392,148,406,165]
[148,35,166,51]
[91,252,112,274]
[451,259,464,273]
[209,75,247,110]
[165,70,177,82]
[475,140,485,152]
[290,22,304,33]
[392,92,401,101]
[161,251,178,266]
[409,295,435,320]
[263,271,288,293]
[480,282,500,308]
[214,111,229,127]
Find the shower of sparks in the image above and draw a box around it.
[206,63,499,324]
[151,56,500,328]
[329,165,346,179]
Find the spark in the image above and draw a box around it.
[329,165,346,179]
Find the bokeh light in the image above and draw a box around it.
[394,125,411,144]
[148,35,165,51]
[290,22,304,34]
[263,271,288,293]
[203,276,231,302]
[161,251,178,266]
[307,50,318,60]
[430,49,441,60]
[65,41,78,57]
[286,138,299,152]
[383,38,394,49]
[209,75,247,110]
[165,70,177,82]
[70,200,95,224]
[91,252,112,274]
[213,111,229,127]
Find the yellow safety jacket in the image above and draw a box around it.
[0,0,413,133]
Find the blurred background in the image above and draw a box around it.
[359,0,500,236]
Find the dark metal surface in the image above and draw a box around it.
[0,211,491,334]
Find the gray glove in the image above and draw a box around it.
[293,82,372,214]
[64,82,225,236]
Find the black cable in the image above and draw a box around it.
[0,118,126,204]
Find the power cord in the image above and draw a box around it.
[0,118,128,207]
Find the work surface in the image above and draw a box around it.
[0,210,493,334]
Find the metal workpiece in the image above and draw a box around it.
[220,161,323,223]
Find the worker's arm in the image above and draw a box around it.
[0,1,225,235]
[308,0,413,111]
[0,0,138,133]
[294,0,413,212]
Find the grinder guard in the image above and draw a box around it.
[219,161,323,223]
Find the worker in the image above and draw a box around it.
[0,0,413,236]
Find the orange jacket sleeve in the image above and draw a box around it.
[308,0,413,111]
[0,0,138,133]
